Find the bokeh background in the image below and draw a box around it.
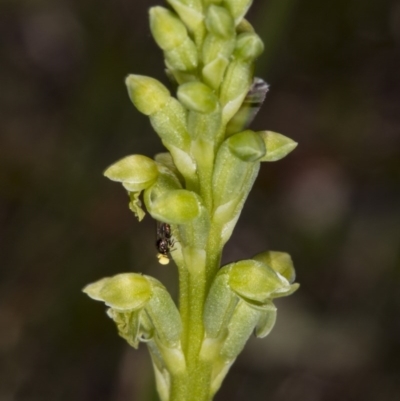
[1,0,400,400]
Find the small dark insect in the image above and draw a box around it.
[156,222,174,265]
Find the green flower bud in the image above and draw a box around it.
[150,7,198,71]
[202,55,229,89]
[227,129,266,161]
[84,274,183,353]
[223,0,253,25]
[219,60,253,123]
[150,7,187,51]
[126,75,170,116]
[83,273,152,311]
[202,34,235,65]
[252,251,296,283]
[211,136,260,246]
[177,81,218,113]
[205,5,235,38]
[227,260,291,303]
[234,32,264,61]
[203,264,284,363]
[150,98,191,150]
[164,39,198,71]
[167,0,204,33]
[104,155,159,192]
[258,131,298,161]
[148,189,201,224]
[212,138,258,210]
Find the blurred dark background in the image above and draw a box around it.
[1,0,400,400]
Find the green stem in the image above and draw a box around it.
[171,243,218,401]
[185,267,206,363]
[170,373,188,401]
[187,360,213,401]
[183,267,214,401]
[178,263,190,353]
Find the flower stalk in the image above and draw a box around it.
[83,1,299,400]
